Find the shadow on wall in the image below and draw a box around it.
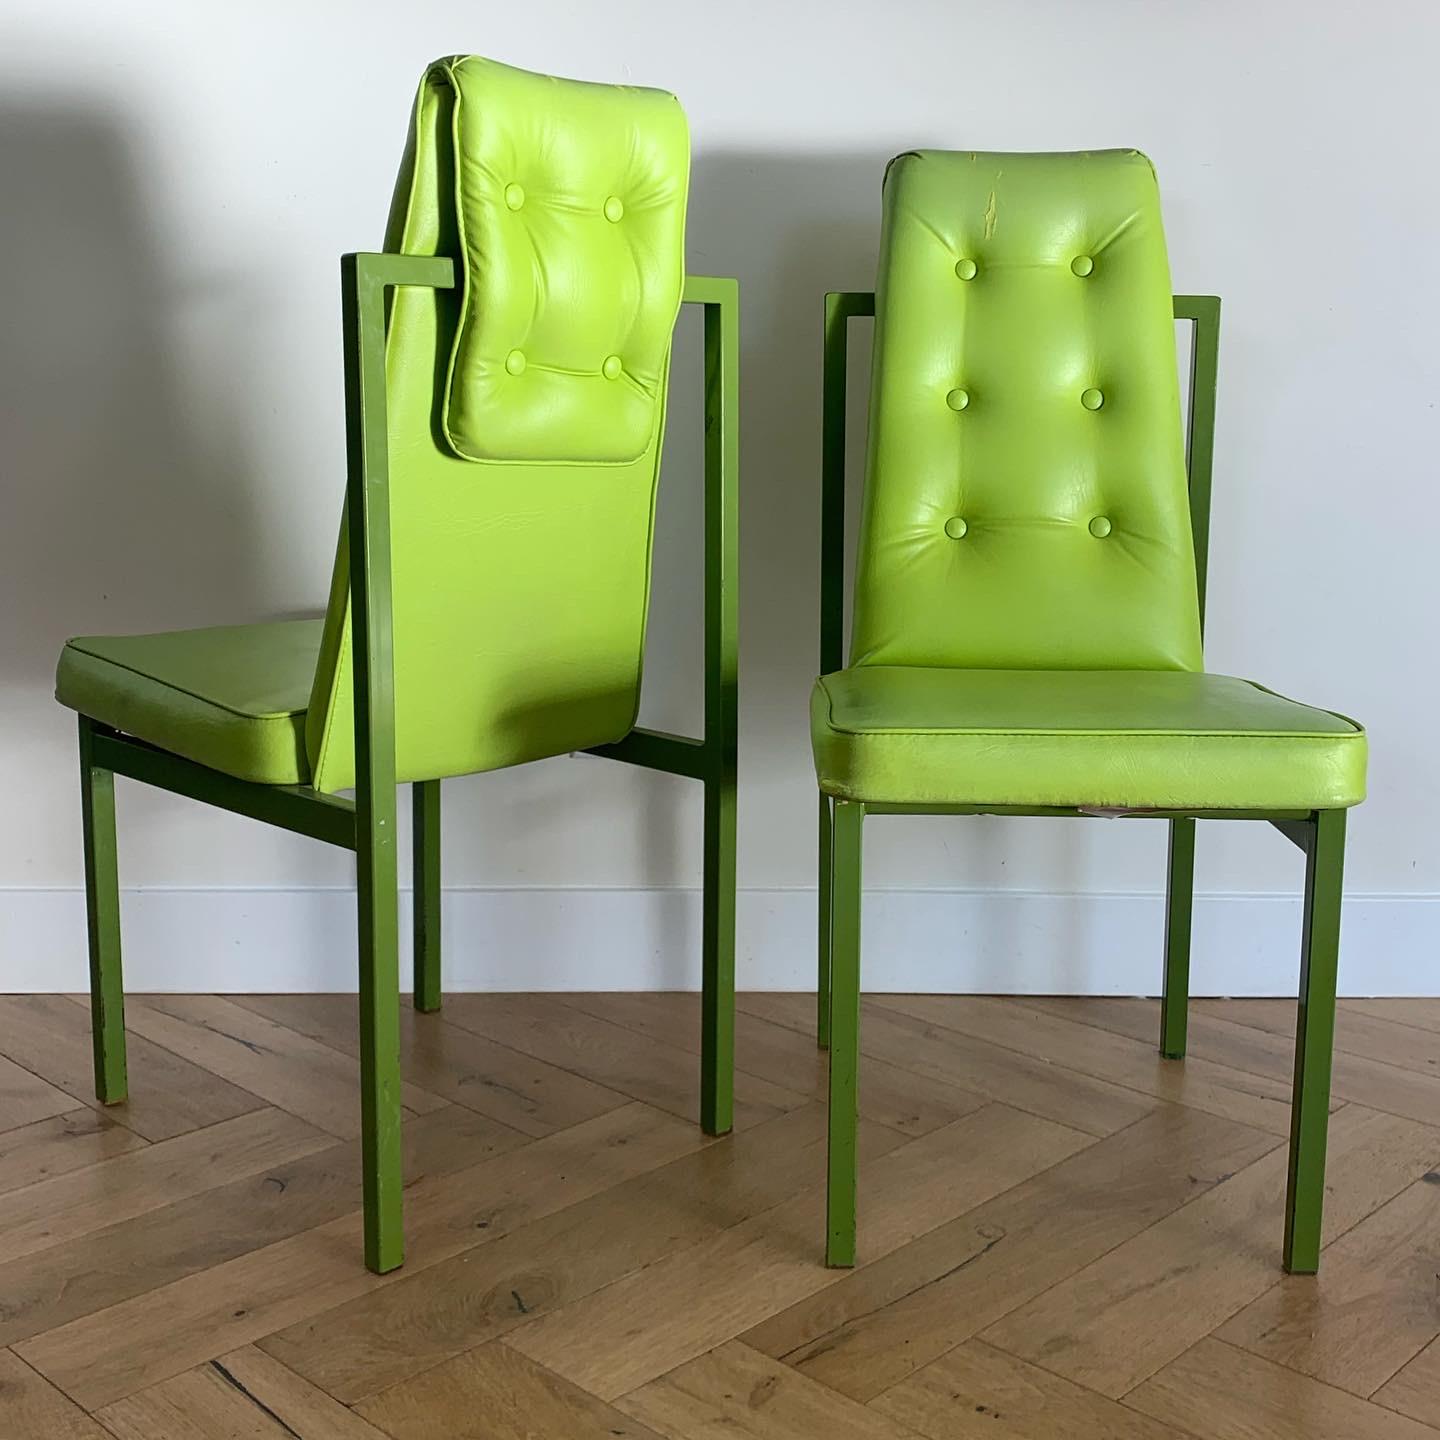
[647,151,1094,977]
[638,149,889,789]
[0,135,889,741]
[618,149,892,932]
[670,151,890,746]
[416,150,908,918]
[0,102,278,713]
[0,126,1097,980]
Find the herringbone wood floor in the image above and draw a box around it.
[2,992,1439,1438]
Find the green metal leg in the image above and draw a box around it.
[700,770,737,1137]
[343,251,421,1275]
[357,772,404,1274]
[826,798,863,1267]
[79,717,127,1105]
[412,780,442,1013]
[1284,808,1346,1275]
[817,793,834,1050]
[1160,816,1196,1059]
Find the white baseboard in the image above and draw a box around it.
[2,887,1435,996]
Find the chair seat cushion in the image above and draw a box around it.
[56,619,323,785]
[811,667,1366,811]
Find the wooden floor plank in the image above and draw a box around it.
[262,1102,903,1404]
[1345,1000,1440,1036]
[1199,999,1440,1079]
[0,1053,76,1135]
[1374,1336,1440,1428]
[0,1107,147,1197]
[0,1348,110,1439]
[97,1345,391,1439]
[981,1105,1440,1398]
[14,1103,704,1410]
[872,1338,1187,1440]
[740,994,1155,1137]
[1027,996,1440,1130]
[4,991,1440,1432]
[506,1103,1092,1401]
[565,991,988,1138]
[619,1340,922,1439]
[442,993,810,1131]
[1026,996,1271,1061]
[0,1106,330,1267]
[744,1103,1279,1402]
[1218,1173,1440,1396]
[0,994,262,1141]
[0,1105,518,1350]
[124,995,447,1138]
[233,993,631,1138]
[875,994,1308,1135]
[356,1340,668,1440]
[1127,1337,1437,1440]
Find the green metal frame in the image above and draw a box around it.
[413,780,442,1014]
[76,257,739,1277]
[817,289,1347,1275]
[586,274,740,1136]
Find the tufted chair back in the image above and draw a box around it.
[305,57,690,793]
[850,149,1203,674]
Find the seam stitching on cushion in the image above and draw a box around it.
[817,676,1363,740]
[64,645,308,722]
[826,726,1363,740]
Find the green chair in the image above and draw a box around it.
[54,55,739,1275]
[815,150,1365,1274]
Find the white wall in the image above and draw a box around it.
[2,1,1437,993]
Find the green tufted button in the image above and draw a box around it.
[1071,254,1094,277]
[602,354,623,380]
[954,257,978,280]
[943,516,968,539]
[1081,387,1105,410]
[603,195,625,222]
[1088,515,1112,538]
[945,388,970,411]
[504,349,526,375]
[504,183,525,211]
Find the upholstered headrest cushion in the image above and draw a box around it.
[851,149,1203,673]
[431,55,689,466]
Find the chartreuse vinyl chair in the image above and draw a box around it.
[815,150,1365,1274]
[54,56,738,1275]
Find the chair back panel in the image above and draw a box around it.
[850,149,1203,673]
[307,57,689,792]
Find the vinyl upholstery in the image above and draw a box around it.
[441,57,688,464]
[852,150,1202,673]
[812,668,1366,810]
[56,621,320,785]
[57,56,691,793]
[813,150,1366,811]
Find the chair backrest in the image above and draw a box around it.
[306,56,689,793]
[850,149,1203,674]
